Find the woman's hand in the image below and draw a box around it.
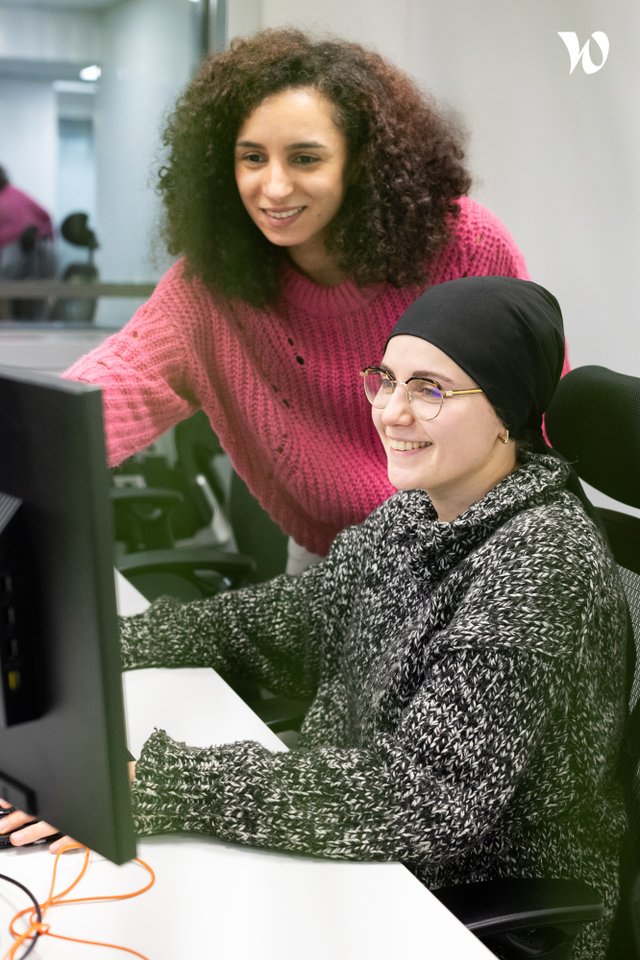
[0,762,136,853]
[0,798,74,854]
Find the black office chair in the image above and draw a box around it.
[112,412,308,734]
[49,212,99,324]
[112,412,288,575]
[173,410,288,583]
[111,412,247,596]
[435,365,640,960]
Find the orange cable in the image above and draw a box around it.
[3,843,156,960]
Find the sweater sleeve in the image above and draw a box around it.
[119,519,366,696]
[129,512,620,868]
[120,567,327,701]
[130,643,554,863]
[62,261,203,466]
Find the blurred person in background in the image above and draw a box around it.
[0,164,57,320]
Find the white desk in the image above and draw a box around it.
[0,324,115,375]
[0,574,494,959]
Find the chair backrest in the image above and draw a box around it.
[546,364,640,958]
[168,412,287,581]
[546,364,640,574]
[615,565,640,958]
[621,567,640,712]
[229,471,288,582]
[545,365,640,510]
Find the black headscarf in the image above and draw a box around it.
[386,276,565,448]
[385,276,609,533]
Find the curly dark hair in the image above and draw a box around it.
[158,28,472,306]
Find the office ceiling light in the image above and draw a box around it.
[79,65,102,82]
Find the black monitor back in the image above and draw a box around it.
[0,365,135,864]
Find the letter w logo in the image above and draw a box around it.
[557,31,610,74]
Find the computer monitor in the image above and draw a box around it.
[0,364,136,864]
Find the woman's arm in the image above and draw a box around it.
[127,638,561,865]
[120,571,325,701]
[129,508,625,867]
[120,520,366,699]
[62,261,203,466]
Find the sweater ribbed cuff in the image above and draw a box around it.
[131,728,220,837]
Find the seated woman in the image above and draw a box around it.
[2,277,627,959]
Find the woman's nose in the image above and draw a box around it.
[381,384,414,424]
[262,161,294,200]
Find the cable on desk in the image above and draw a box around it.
[3,843,156,960]
[0,875,42,960]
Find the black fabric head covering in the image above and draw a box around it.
[386,276,565,447]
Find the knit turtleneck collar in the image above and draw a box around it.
[279,261,384,317]
[385,453,572,583]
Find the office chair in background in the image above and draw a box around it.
[112,411,308,734]
[436,365,640,960]
[172,410,288,582]
[112,411,251,598]
[112,411,288,589]
[546,365,640,960]
[49,212,99,324]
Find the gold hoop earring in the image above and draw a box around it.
[498,429,510,445]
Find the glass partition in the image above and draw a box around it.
[0,0,227,335]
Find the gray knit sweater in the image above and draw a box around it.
[120,454,628,959]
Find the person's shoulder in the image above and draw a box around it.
[440,196,529,280]
[507,493,628,626]
[144,258,222,319]
[494,489,612,579]
[154,257,205,297]
[452,196,518,242]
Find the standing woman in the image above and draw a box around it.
[64,28,548,566]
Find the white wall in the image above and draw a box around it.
[0,5,101,63]
[0,77,57,212]
[91,0,201,325]
[228,0,640,378]
[95,0,200,283]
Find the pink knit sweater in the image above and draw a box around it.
[65,197,560,556]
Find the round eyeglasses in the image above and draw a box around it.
[360,367,484,421]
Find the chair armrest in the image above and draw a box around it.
[253,694,311,734]
[434,878,603,936]
[111,487,183,508]
[111,486,184,552]
[117,546,256,584]
[436,878,603,958]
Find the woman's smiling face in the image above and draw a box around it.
[373,335,517,520]
[234,86,350,282]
